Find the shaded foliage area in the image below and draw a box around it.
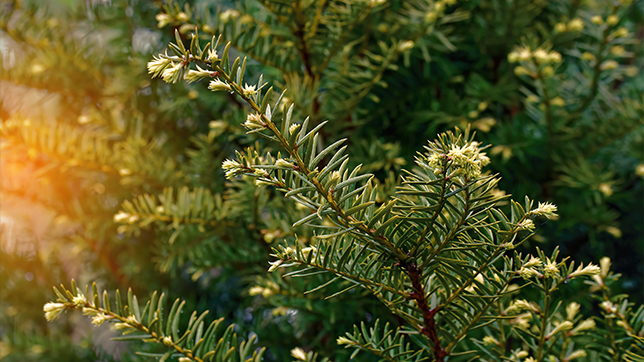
[0,0,642,361]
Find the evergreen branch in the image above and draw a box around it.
[44,280,266,362]
[293,0,314,78]
[1,117,181,189]
[148,33,565,362]
[443,275,513,354]
[201,16,293,74]
[116,187,228,229]
[203,61,407,259]
[404,260,447,361]
[275,241,408,299]
[306,0,327,43]
[567,7,617,120]
[315,4,373,75]
[532,59,556,176]
[338,320,430,362]
[437,213,532,313]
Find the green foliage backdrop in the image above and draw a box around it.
[0,0,642,361]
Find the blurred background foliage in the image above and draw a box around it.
[0,0,642,361]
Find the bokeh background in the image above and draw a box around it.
[1,0,642,361]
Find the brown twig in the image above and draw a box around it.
[405,262,447,362]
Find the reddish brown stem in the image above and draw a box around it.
[405,262,447,362]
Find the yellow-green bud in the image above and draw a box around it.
[569,319,596,335]
[582,52,596,61]
[548,321,573,338]
[337,336,352,345]
[43,302,66,321]
[243,113,264,130]
[291,347,307,361]
[242,83,257,97]
[543,259,559,277]
[564,350,587,361]
[526,95,540,103]
[533,49,549,63]
[625,66,639,77]
[548,51,562,63]
[601,300,617,313]
[568,263,601,279]
[398,40,415,52]
[550,97,565,106]
[599,183,613,196]
[208,79,232,92]
[606,15,619,26]
[425,11,438,23]
[176,12,189,22]
[611,27,628,38]
[515,351,529,359]
[156,13,172,28]
[600,60,619,71]
[275,159,294,168]
[610,46,625,56]
[482,336,500,346]
[567,18,584,32]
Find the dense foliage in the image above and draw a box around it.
[0,0,642,361]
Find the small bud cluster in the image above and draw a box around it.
[275,158,294,168]
[510,313,532,330]
[508,46,562,80]
[289,123,300,135]
[505,299,540,314]
[517,256,544,280]
[516,219,535,231]
[600,60,619,71]
[155,12,191,29]
[567,263,601,279]
[482,336,500,346]
[336,336,353,345]
[517,252,600,282]
[555,18,584,33]
[547,321,573,338]
[527,202,558,219]
[397,40,415,52]
[161,62,185,84]
[243,113,266,131]
[568,319,596,336]
[566,302,580,320]
[221,159,250,179]
[83,307,113,326]
[543,259,559,278]
[209,79,232,92]
[426,141,490,179]
[508,47,561,65]
[147,55,173,78]
[44,292,114,327]
[113,211,140,224]
[248,281,280,298]
[242,84,257,97]
[43,302,67,321]
[219,9,240,23]
[184,65,213,83]
[518,266,542,280]
[290,347,307,361]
